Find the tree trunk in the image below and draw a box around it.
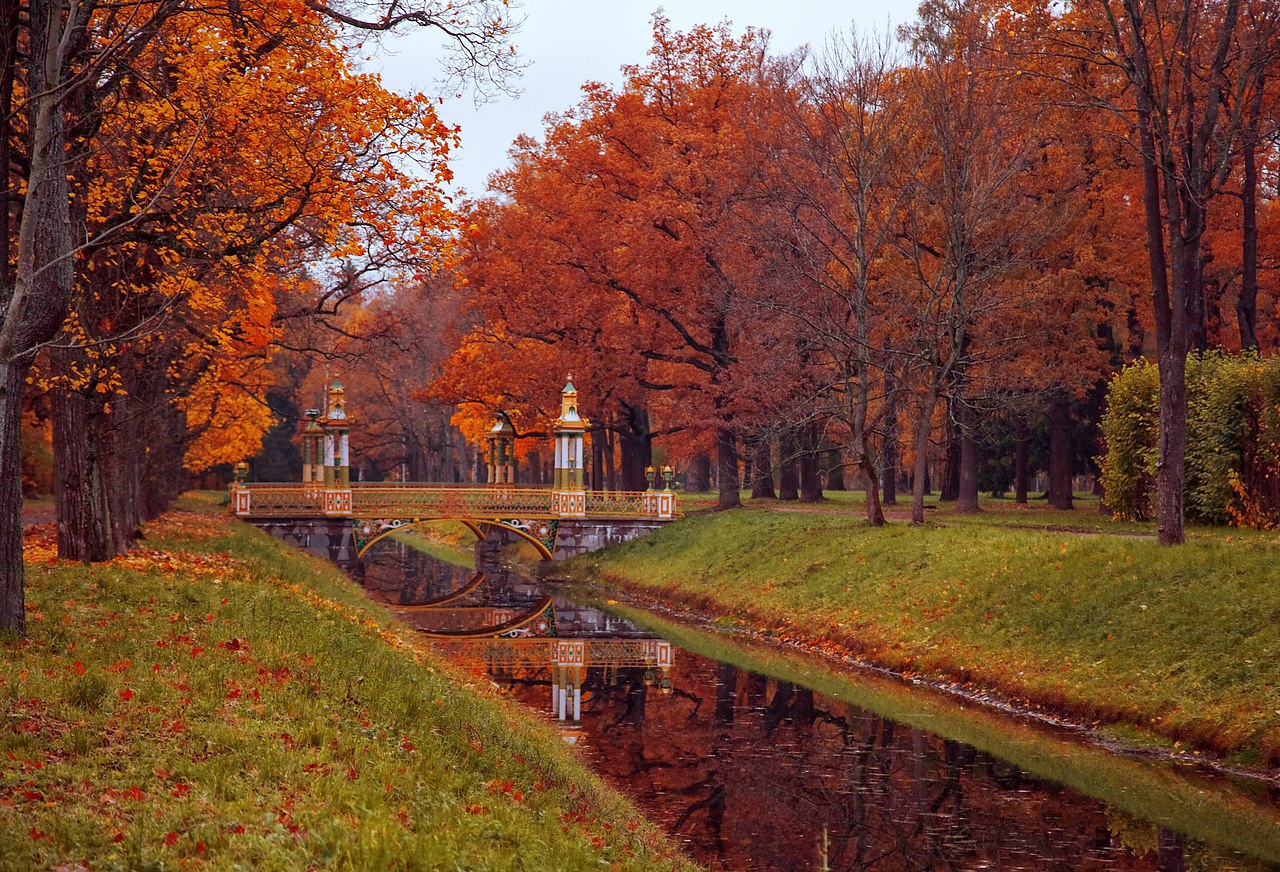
[590,427,604,491]
[687,452,711,493]
[911,388,939,525]
[957,403,980,513]
[824,449,846,491]
[799,424,822,503]
[749,438,775,499]
[715,426,740,509]
[881,432,897,506]
[939,408,960,502]
[53,380,114,562]
[860,454,885,526]
[0,361,25,633]
[1,2,80,631]
[1238,75,1262,352]
[1048,393,1073,510]
[106,403,141,554]
[1013,419,1029,506]
[603,430,617,491]
[778,431,798,500]
[618,404,652,491]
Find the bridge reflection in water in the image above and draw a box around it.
[343,538,1280,872]
[352,539,673,725]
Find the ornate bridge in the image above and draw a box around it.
[232,378,679,560]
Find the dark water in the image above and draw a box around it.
[345,539,1280,871]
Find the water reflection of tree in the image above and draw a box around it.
[581,657,1203,871]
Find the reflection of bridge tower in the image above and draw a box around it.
[322,379,353,516]
[551,378,587,517]
[487,413,516,485]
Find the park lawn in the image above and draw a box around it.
[0,497,694,871]
[570,506,1280,766]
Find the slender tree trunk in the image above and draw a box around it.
[778,431,798,500]
[799,424,822,503]
[957,403,980,513]
[881,374,897,504]
[1048,392,1073,510]
[825,449,846,491]
[860,454,885,526]
[715,426,740,509]
[911,388,939,524]
[603,430,617,491]
[590,427,604,491]
[750,438,775,499]
[1238,77,1262,352]
[881,432,897,506]
[1013,419,1029,507]
[0,0,15,293]
[1156,151,1189,545]
[940,407,960,502]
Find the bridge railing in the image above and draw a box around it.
[233,485,324,516]
[354,486,556,518]
[233,483,679,519]
[584,491,649,517]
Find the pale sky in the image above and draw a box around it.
[371,1,915,199]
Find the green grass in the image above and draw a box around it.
[0,497,694,871]
[584,597,1280,867]
[569,506,1280,764]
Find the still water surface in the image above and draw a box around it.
[343,538,1280,871]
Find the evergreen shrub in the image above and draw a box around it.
[1099,353,1280,527]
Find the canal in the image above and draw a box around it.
[343,534,1280,871]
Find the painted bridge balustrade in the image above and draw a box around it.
[232,485,678,520]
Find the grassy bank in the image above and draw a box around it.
[1,497,694,871]
[571,506,1280,766]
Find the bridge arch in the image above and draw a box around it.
[355,517,555,561]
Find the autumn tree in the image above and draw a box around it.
[1,0,520,633]
[1044,0,1276,543]
[764,28,913,525]
[440,18,794,504]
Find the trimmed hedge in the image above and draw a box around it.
[1099,353,1280,526]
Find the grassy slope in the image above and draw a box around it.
[573,504,1280,765]
[0,498,694,871]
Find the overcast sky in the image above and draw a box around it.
[370,1,914,199]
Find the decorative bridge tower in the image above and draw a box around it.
[487,412,516,485]
[301,409,325,499]
[551,378,587,517]
[321,379,352,516]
